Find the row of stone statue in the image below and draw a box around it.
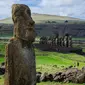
[40,34,72,47]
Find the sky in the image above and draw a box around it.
[0,0,85,19]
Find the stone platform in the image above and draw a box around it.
[34,44,82,53]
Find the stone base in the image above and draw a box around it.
[34,44,82,53]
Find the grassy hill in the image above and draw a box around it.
[0,13,84,24]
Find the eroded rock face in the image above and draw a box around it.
[4,4,36,85]
[12,4,36,43]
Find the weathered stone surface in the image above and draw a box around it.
[4,4,36,85]
[47,74,53,82]
[40,72,53,82]
[53,72,62,78]
[12,4,36,42]
[82,67,85,73]
[62,68,85,83]
[37,68,85,83]
[36,72,42,83]
[40,72,48,82]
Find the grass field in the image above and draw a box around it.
[0,75,4,85]
[0,43,5,54]
[36,49,85,73]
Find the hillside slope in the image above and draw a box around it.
[0,13,83,24]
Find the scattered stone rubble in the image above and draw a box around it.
[0,62,85,84]
[36,68,85,84]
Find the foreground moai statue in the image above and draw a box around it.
[4,4,36,85]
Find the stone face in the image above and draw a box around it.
[4,4,36,85]
[12,4,36,43]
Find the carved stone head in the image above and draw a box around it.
[12,4,36,42]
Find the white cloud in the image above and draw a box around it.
[0,0,15,19]
[39,0,73,7]
[0,0,41,19]
[30,7,43,14]
[0,0,85,19]
[30,0,85,19]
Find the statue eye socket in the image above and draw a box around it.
[27,10,31,16]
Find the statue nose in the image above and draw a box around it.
[30,20,35,26]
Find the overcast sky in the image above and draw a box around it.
[0,0,85,19]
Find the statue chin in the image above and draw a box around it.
[16,36,35,43]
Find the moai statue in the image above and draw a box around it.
[4,4,36,85]
[47,37,52,45]
[69,35,72,47]
[54,35,58,47]
[40,37,43,44]
[59,37,61,46]
[57,36,60,47]
[44,37,47,44]
[55,37,58,46]
[64,34,69,47]
[60,37,63,47]
[58,37,62,47]
[52,36,56,46]
[49,36,53,46]
[62,37,64,47]
[66,34,69,47]
[63,35,67,47]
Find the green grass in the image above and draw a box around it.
[35,49,85,73]
[0,57,4,64]
[0,75,4,85]
[0,43,6,55]
[0,43,5,64]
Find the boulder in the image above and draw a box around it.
[53,72,62,78]
[82,67,85,73]
[53,75,61,82]
[40,72,48,82]
[36,72,42,83]
[0,67,5,75]
[47,74,53,82]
